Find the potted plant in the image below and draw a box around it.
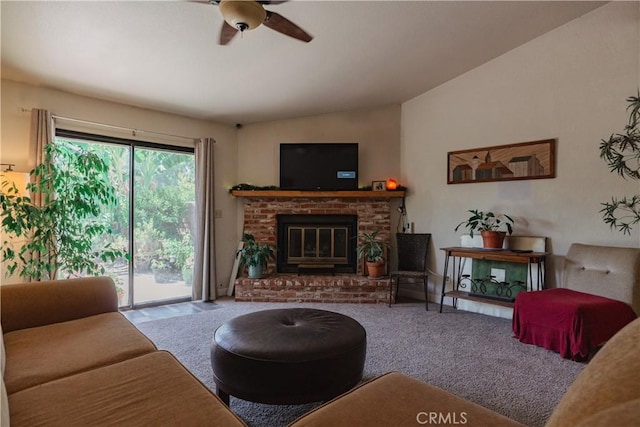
[182,254,194,285]
[357,230,390,278]
[150,256,175,283]
[0,140,126,280]
[238,233,276,279]
[454,209,514,249]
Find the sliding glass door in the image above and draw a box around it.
[132,147,195,305]
[56,132,195,308]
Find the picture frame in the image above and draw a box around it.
[372,180,386,191]
[447,139,556,184]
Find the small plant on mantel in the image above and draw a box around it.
[455,209,514,249]
[357,230,390,278]
[229,183,279,193]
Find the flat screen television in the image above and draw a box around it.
[279,143,358,190]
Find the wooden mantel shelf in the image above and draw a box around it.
[231,190,405,198]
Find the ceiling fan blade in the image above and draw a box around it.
[219,20,238,45]
[263,11,312,43]
[259,1,289,4]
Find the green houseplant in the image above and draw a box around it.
[0,141,126,280]
[238,233,275,279]
[599,92,640,235]
[455,209,514,249]
[357,229,390,278]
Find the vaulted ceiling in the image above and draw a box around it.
[1,1,605,125]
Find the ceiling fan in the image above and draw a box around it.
[201,0,313,45]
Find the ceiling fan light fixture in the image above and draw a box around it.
[219,0,266,32]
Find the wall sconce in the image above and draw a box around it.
[385,178,398,190]
[1,164,30,197]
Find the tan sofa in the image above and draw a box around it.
[3,276,638,427]
[1,277,247,426]
[289,315,640,427]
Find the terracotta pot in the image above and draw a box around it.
[365,261,386,278]
[480,231,507,249]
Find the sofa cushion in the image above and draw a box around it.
[3,312,156,394]
[1,377,8,427]
[1,322,5,375]
[574,399,640,427]
[545,317,640,427]
[1,324,7,427]
[1,277,118,333]
[288,372,524,427]
[8,351,247,426]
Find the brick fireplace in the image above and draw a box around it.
[233,192,399,303]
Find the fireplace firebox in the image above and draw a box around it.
[277,214,358,274]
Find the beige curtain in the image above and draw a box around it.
[27,109,54,281]
[193,137,216,301]
[29,109,53,207]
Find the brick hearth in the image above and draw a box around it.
[234,193,396,303]
[235,274,393,304]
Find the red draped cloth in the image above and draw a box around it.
[512,288,637,360]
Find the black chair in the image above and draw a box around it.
[389,233,431,310]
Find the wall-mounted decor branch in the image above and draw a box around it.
[599,92,640,235]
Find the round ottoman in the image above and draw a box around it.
[211,308,366,405]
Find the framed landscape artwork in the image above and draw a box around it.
[447,139,556,184]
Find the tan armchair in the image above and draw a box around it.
[513,243,640,360]
[563,243,640,313]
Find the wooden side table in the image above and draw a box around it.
[439,247,549,312]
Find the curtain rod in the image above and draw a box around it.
[20,107,208,143]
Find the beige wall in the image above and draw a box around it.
[402,2,640,299]
[0,80,239,291]
[236,105,402,187]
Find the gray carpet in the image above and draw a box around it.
[136,297,585,427]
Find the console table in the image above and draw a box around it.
[439,247,549,312]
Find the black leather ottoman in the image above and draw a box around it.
[211,308,367,406]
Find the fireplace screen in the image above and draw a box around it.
[277,214,357,273]
[287,227,348,263]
